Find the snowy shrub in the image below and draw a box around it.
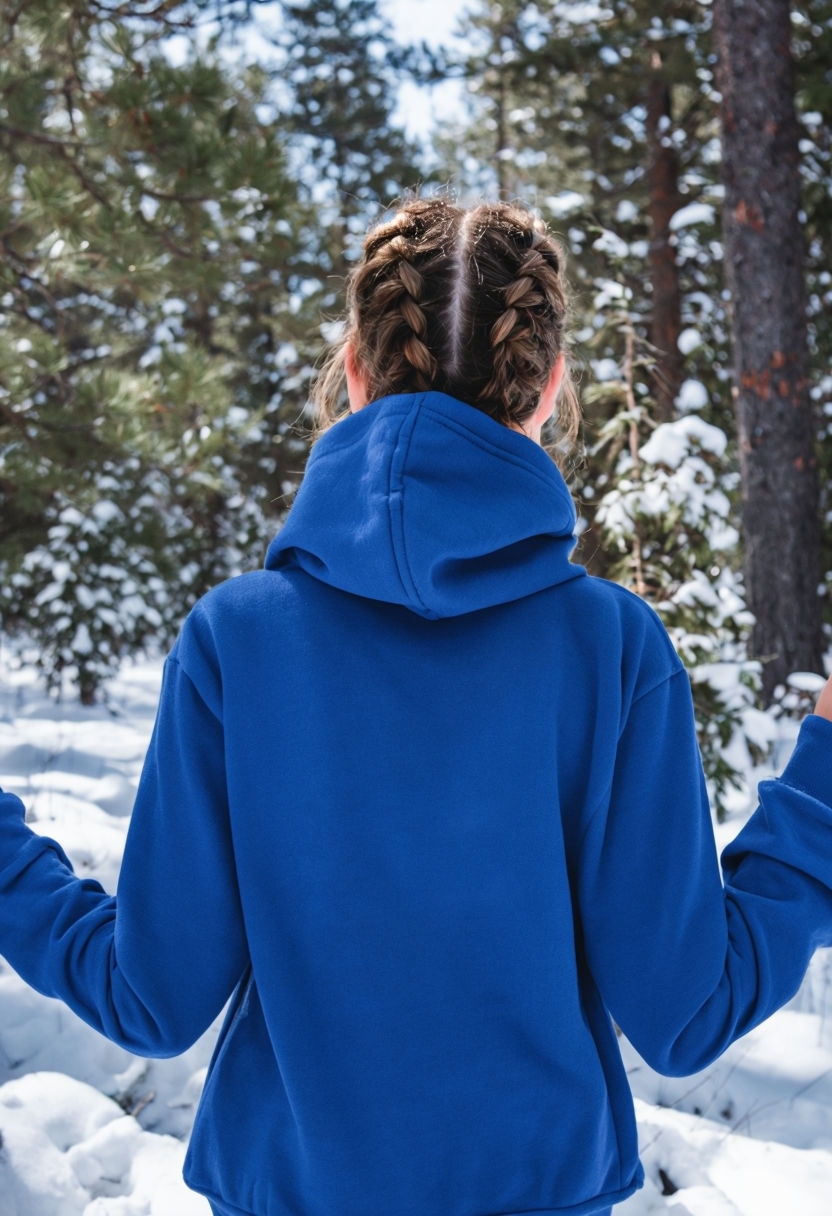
[2,488,175,705]
[0,457,268,704]
[594,403,766,819]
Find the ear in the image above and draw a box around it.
[524,353,566,441]
[345,341,371,413]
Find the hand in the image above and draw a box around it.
[814,674,832,721]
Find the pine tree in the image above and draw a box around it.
[439,1,730,532]
[0,1,309,700]
[793,2,832,624]
[434,0,759,800]
[714,0,824,699]
[267,0,426,280]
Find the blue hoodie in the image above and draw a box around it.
[2,390,832,1216]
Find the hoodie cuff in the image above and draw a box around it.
[778,715,832,805]
[0,788,26,818]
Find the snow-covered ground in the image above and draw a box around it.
[1,647,831,1215]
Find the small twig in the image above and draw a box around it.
[128,1088,156,1118]
[622,324,647,597]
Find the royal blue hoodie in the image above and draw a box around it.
[2,390,832,1216]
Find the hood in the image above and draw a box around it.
[265,391,585,618]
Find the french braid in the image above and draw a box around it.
[363,235,439,391]
[471,222,571,428]
[313,197,580,456]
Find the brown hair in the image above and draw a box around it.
[313,197,581,455]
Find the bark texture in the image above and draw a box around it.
[713,0,822,699]
[646,58,683,421]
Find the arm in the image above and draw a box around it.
[577,668,832,1077]
[814,672,832,721]
[0,630,248,1057]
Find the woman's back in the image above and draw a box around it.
[165,389,699,1215]
[3,197,832,1216]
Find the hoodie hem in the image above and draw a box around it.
[193,1179,641,1216]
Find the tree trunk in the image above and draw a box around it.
[484,10,518,201]
[713,0,822,700]
[645,54,683,421]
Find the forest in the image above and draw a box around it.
[1,0,832,813]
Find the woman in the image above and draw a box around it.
[2,197,832,1216]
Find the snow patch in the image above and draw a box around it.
[670,202,716,230]
[677,378,709,411]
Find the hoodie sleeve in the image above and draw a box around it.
[0,625,248,1057]
[577,667,832,1078]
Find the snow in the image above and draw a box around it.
[594,278,632,309]
[559,3,614,23]
[593,358,621,382]
[598,416,734,555]
[546,190,586,217]
[677,379,708,411]
[618,1002,832,1214]
[0,1071,206,1216]
[2,649,832,1214]
[70,623,94,657]
[593,228,631,260]
[670,203,716,231]
[616,200,639,224]
[639,416,727,468]
[92,502,123,526]
[785,672,826,695]
[0,655,215,1215]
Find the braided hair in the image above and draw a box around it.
[314,197,580,454]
